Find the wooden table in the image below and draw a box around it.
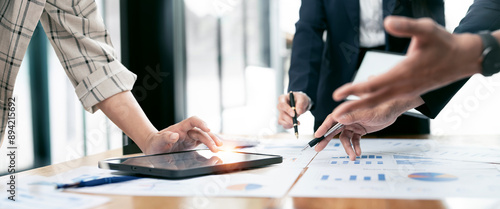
[4,134,500,209]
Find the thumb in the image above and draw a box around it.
[384,16,435,38]
[295,97,309,115]
[163,131,179,143]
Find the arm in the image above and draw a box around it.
[417,0,500,118]
[331,16,484,117]
[332,0,500,118]
[97,91,222,155]
[40,0,221,154]
[278,0,326,129]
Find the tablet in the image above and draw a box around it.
[98,149,282,179]
[348,51,428,119]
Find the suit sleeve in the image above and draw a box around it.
[416,0,500,118]
[287,0,327,107]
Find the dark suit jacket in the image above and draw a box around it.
[288,0,445,132]
[417,0,500,118]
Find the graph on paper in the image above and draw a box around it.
[320,173,387,182]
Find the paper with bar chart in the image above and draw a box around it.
[290,139,500,199]
[289,166,500,199]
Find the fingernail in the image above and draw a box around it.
[170,133,177,140]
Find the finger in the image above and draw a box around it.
[208,132,223,147]
[339,130,356,161]
[278,113,294,129]
[351,133,362,156]
[180,116,211,133]
[277,95,294,117]
[344,124,369,136]
[314,113,338,138]
[314,137,331,152]
[207,156,223,165]
[332,83,354,101]
[333,55,418,102]
[332,87,406,120]
[157,131,180,147]
[294,95,309,115]
[384,16,436,38]
[187,128,219,152]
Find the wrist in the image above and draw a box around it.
[390,97,425,116]
[140,130,159,153]
[461,33,483,76]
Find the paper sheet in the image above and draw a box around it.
[290,167,500,199]
[290,139,500,199]
[336,139,500,163]
[23,165,302,198]
[0,178,109,209]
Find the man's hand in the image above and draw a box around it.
[314,97,424,160]
[332,16,483,117]
[277,92,311,129]
[143,116,223,155]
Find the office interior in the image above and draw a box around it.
[1,0,499,175]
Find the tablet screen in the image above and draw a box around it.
[107,150,273,170]
[100,150,282,178]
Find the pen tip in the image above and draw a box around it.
[295,133,299,139]
[301,145,309,152]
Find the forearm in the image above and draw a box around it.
[96,91,157,152]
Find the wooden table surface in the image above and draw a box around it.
[4,134,500,209]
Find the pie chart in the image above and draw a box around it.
[408,172,458,182]
[226,183,263,191]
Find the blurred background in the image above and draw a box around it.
[2,0,499,174]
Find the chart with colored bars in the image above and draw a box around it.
[320,173,386,182]
[330,155,383,165]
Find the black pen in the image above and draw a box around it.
[302,123,344,151]
[289,92,299,139]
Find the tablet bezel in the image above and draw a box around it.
[98,149,283,179]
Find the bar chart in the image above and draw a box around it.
[330,155,383,165]
[319,173,386,182]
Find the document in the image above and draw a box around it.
[290,139,500,199]
[24,165,302,198]
[0,177,109,209]
[290,167,500,199]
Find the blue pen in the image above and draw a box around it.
[56,176,140,189]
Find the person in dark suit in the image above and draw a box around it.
[277,0,445,135]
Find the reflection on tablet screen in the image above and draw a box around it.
[117,150,271,171]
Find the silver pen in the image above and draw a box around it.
[301,123,344,151]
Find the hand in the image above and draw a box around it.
[313,97,424,160]
[277,92,311,129]
[143,116,223,155]
[332,16,483,116]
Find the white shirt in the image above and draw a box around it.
[359,0,386,47]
